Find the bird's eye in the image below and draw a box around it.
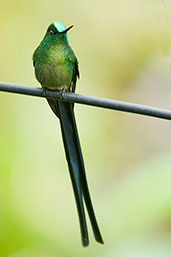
[49,30,55,36]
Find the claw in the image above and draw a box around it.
[42,86,67,100]
[42,88,47,97]
[56,86,67,99]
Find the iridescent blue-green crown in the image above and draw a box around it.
[53,21,66,33]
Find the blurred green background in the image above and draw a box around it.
[1,0,171,256]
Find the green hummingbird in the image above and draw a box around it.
[32,21,103,246]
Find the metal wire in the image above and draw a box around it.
[0,81,171,121]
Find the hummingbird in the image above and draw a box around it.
[32,21,103,246]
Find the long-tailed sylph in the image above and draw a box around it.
[33,21,103,246]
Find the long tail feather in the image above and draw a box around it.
[66,103,104,244]
[47,99,103,245]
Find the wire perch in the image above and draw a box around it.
[0,81,171,121]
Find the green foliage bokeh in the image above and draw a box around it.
[1,1,171,256]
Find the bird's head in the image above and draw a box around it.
[43,21,73,44]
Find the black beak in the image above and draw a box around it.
[61,25,73,34]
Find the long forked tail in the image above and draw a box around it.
[47,99,103,246]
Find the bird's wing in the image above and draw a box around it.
[68,55,80,92]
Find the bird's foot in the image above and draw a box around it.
[42,88,47,97]
[56,86,67,99]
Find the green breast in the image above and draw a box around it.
[33,42,74,90]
